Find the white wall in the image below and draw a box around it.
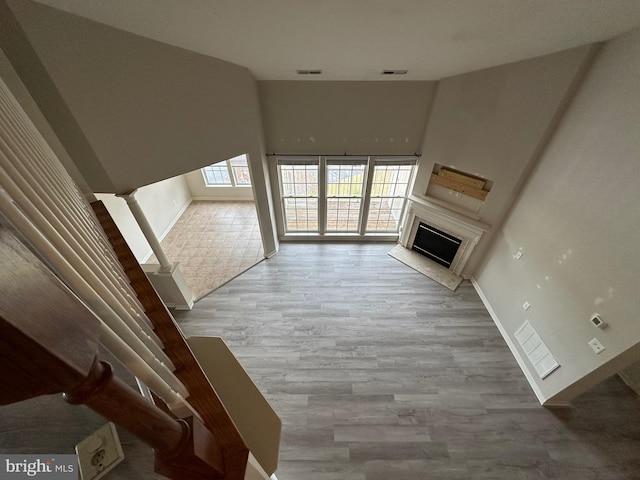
[184,169,254,200]
[97,175,191,262]
[474,27,640,404]
[183,166,254,202]
[7,0,258,193]
[0,48,95,198]
[258,81,437,155]
[411,46,595,276]
[5,0,278,256]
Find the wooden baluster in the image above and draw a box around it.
[0,222,224,479]
[92,201,251,479]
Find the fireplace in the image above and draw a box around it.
[398,198,489,276]
[412,222,462,268]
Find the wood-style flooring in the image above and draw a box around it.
[175,243,640,480]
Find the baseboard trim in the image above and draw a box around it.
[173,295,196,311]
[190,196,255,202]
[141,199,192,263]
[159,199,192,241]
[471,277,548,406]
[541,399,571,408]
[279,234,398,243]
[618,371,640,396]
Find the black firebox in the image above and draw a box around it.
[412,222,462,268]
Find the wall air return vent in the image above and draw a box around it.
[296,69,323,75]
[382,69,408,75]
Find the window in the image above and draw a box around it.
[366,163,414,232]
[277,156,416,236]
[278,160,319,232]
[326,159,367,233]
[230,156,251,185]
[201,154,251,186]
[202,163,231,185]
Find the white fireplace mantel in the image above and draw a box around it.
[400,196,490,276]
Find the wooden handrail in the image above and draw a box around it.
[64,359,189,455]
[0,222,226,479]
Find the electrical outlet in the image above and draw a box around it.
[514,250,523,260]
[588,338,606,355]
[522,301,531,311]
[76,422,124,480]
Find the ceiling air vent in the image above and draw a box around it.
[382,69,408,75]
[296,69,323,75]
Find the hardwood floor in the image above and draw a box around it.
[175,243,640,480]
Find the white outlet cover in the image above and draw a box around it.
[588,338,606,354]
[76,422,125,480]
[522,301,531,311]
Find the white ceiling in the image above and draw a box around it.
[33,0,640,80]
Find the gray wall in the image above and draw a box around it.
[411,45,595,276]
[4,0,278,255]
[258,81,437,155]
[0,50,93,198]
[5,0,255,193]
[474,27,640,404]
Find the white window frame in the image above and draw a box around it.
[325,157,369,234]
[276,156,417,237]
[365,160,416,234]
[277,157,320,233]
[201,154,251,187]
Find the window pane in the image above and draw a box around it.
[284,198,318,232]
[232,166,251,185]
[366,197,406,232]
[202,165,231,185]
[279,163,319,233]
[326,162,365,232]
[367,164,413,232]
[280,165,318,197]
[326,198,361,232]
[370,165,413,198]
[229,155,248,167]
[327,164,365,198]
[230,155,251,185]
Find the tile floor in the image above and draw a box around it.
[149,201,264,300]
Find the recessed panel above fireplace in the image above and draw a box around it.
[412,222,462,268]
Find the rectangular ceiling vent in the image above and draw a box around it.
[296,69,323,75]
[382,69,408,75]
